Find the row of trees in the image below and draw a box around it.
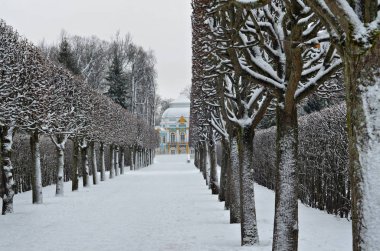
[0,20,158,215]
[190,0,379,250]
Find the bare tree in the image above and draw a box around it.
[297,1,380,250]
[0,19,159,213]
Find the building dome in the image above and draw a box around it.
[161,95,190,120]
[157,95,193,155]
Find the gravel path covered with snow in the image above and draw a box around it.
[0,155,351,251]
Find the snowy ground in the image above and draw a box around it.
[0,155,351,251]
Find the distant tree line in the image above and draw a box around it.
[190,0,380,250]
[0,20,159,215]
[40,31,157,127]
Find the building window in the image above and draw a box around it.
[180,132,185,143]
[162,136,166,143]
[170,133,176,143]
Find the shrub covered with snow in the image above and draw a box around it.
[253,104,349,218]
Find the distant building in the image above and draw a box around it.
[155,96,194,155]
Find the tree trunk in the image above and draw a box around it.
[272,103,298,251]
[238,126,259,246]
[72,139,79,191]
[55,137,65,196]
[109,145,115,178]
[199,145,205,177]
[150,149,155,165]
[30,130,43,204]
[145,149,147,167]
[134,150,139,170]
[141,149,146,167]
[81,140,90,188]
[209,138,219,195]
[149,149,152,165]
[142,149,145,167]
[120,147,125,174]
[1,125,16,214]
[130,147,134,171]
[194,147,199,168]
[115,146,119,176]
[205,143,210,187]
[100,142,106,181]
[229,136,241,223]
[139,150,141,168]
[135,150,139,170]
[144,149,147,167]
[147,149,149,166]
[344,40,380,251]
[91,142,98,185]
[200,143,207,182]
[219,137,230,204]
[150,149,152,165]
[142,150,145,167]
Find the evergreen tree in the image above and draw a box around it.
[57,36,80,75]
[106,43,128,109]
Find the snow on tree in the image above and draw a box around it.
[47,69,93,195]
[212,2,342,249]
[190,0,211,187]
[201,1,275,245]
[57,35,81,75]
[192,0,345,247]
[0,21,23,214]
[298,1,380,250]
[70,35,109,90]
[40,31,158,126]
[0,19,159,213]
[0,31,53,205]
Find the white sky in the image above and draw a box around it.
[0,0,192,99]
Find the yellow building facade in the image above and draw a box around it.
[156,96,193,155]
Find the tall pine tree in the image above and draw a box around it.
[106,43,129,109]
[57,36,80,75]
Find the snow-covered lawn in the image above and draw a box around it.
[0,155,351,251]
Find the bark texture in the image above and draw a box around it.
[209,138,219,195]
[31,130,43,204]
[100,142,106,181]
[71,139,79,191]
[223,139,232,210]
[229,136,241,223]
[200,143,207,181]
[194,148,199,168]
[109,145,115,178]
[55,137,65,196]
[115,146,119,176]
[130,147,134,171]
[120,148,125,174]
[81,140,90,187]
[272,104,299,251]
[1,126,16,214]
[344,40,380,251]
[218,138,230,203]
[238,127,259,246]
[91,142,98,185]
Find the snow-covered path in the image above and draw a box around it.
[0,155,351,251]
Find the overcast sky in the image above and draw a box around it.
[0,0,192,99]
